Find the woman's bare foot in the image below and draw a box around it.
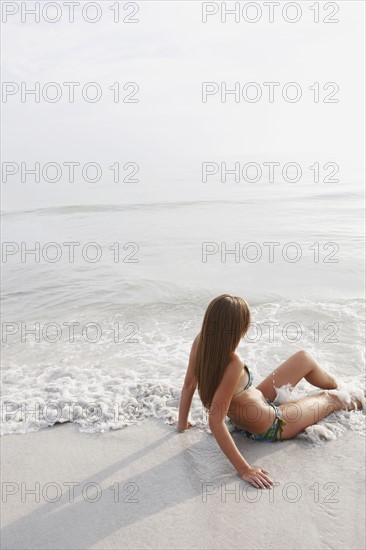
[327,389,364,412]
[346,399,363,411]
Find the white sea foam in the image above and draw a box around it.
[1,297,365,441]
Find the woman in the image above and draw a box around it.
[177,294,362,489]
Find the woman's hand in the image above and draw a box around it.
[240,466,273,489]
[177,421,194,432]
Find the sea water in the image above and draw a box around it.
[1,179,365,441]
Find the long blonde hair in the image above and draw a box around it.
[195,294,251,410]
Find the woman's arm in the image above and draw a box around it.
[177,335,199,431]
[177,385,195,431]
[209,419,251,474]
[209,359,273,489]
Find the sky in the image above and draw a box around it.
[1,0,365,209]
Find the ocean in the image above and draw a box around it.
[1,179,365,440]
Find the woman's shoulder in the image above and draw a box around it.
[230,351,244,365]
[227,352,245,374]
[220,353,244,387]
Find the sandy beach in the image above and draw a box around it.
[1,418,365,550]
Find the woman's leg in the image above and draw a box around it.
[257,350,338,401]
[277,391,360,440]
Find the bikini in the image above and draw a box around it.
[232,364,253,396]
[230,363,286,442]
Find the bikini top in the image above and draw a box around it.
[232,363,253,397]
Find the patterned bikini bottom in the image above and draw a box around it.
[231,398,287,442]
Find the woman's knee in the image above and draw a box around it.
[293,349,313,363]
